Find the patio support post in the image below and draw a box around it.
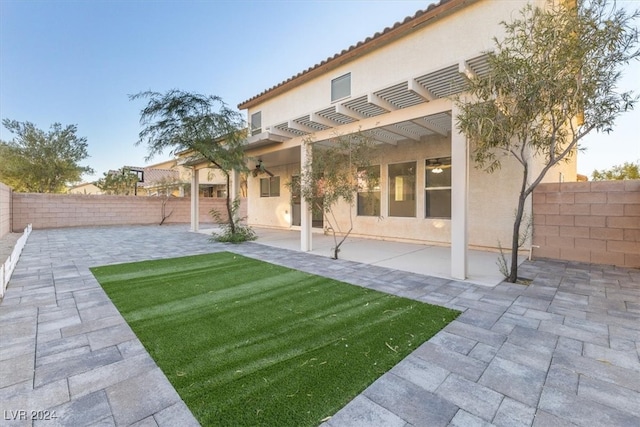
[190,166,199,232]
[451,104,468,280]
[300,143,312,251]
[231,168,240,201]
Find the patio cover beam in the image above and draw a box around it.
[245,98,452,158]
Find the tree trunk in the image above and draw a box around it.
[225,173,235,235]
[508,161,531,283]
[508,193,527,283]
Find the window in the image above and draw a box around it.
[425,157,452,218]
[357,165,381,216]
[251,111,262,136]
[201,185,225,198]
[331,73,351,102]
[388,162,416,217]
[260,176,280,197]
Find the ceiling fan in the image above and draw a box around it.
[426,158,452,174]
[252,160,274,177]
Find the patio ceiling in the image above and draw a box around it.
[246,53,490,148]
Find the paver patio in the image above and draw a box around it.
[1,225,639,426]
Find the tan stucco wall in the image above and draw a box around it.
[242,0,575,250]
[246,136,561,249]
[68,183,103,195]
[247,163,300,229]
[248,0,535,129]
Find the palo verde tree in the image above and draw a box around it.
[297,131,375,259]
[592,160,640,181]
[0,119,94,192]
[131,90,250,239]
[456,0,639,282]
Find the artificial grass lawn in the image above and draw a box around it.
[91,252,459,426]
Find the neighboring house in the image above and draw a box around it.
[144,159,230,198]
[235,0,576,279]
[95,159,228,198]
[68,182,103,195]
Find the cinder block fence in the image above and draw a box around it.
[532,181,639,268]
[10,193,246,231]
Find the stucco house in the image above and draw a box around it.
[186,0,576,280]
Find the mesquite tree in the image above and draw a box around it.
[297,131,375,259]
[456,0,639,282]
[131,90,247,235]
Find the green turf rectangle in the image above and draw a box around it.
[91,252,459,426]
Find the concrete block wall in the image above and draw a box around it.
[11,193,247,231]
[0,183,11,238]
[532,180,639,268]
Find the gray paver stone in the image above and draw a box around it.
[413,342,488,382]
[37,390,111,427]
[479,357,546,407]
[492,397,536,427]
[435,374,503,420]
[106,368,181,426]
[428,330,477,355]
[325,395,407,427]
[449,409,495,427]
[578,376,640,418]
[443,321,506,348]
[364,373,458,427]
[154,402,201,427]
[34,346,122,388]
[539,386,640,426]
[389,354,450,393]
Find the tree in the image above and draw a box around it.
[455,0,639,282]
[592,161,640,180]
[95,168,140,195]
[0,119,94,192]
[131,89,249,238]
[297,131,375,259]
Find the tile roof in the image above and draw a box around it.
[237,0,469,110]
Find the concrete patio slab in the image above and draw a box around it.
[0,225,639,426]
[212,226,527,287]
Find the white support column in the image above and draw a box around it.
[230,168,241,223]
[190,166,200,232]
[231,169,240,201]
[300,143,313,251]
[451,104,468,280]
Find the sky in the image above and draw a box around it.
[1,0,639,182]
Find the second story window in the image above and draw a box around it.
[251,111,262,136]
[331,73,351,102]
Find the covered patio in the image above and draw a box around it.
[200,226,526,287]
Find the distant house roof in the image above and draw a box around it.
[139,168,180,188]
[238,0,473,110]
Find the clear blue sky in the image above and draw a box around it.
[1,0,638,182]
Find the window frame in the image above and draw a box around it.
[388,161,416,218]
[331,73,351,103]
[250,111,262,136]
[357,165,381,217]
[425,157,452,219]
[259,176,280,197]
